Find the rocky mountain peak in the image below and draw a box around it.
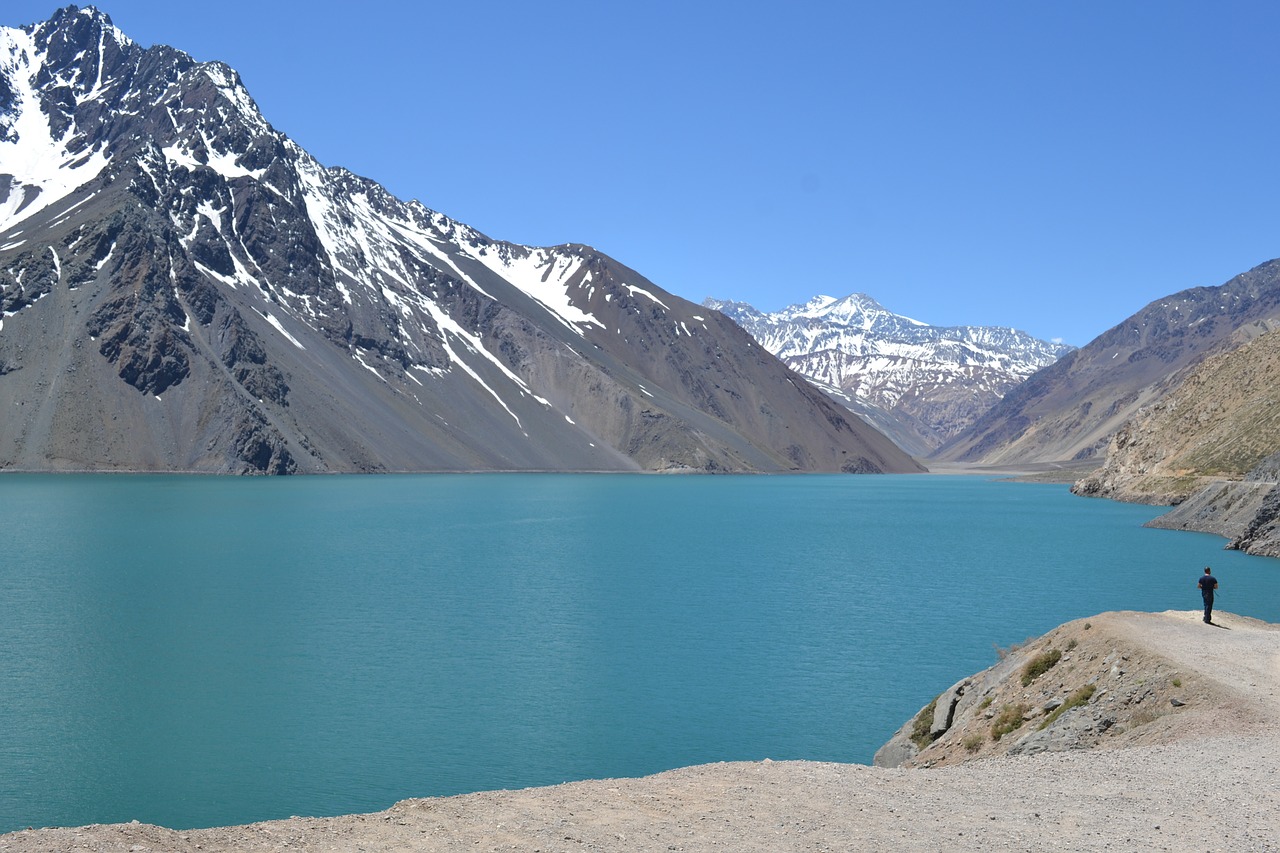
[32,6,128,51]
[0,8,923,475]
[27,6,133,99]
[779,292,908,326]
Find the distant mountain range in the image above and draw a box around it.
[700,249,1280,556]
[705,294,1073,455]
[0,7,922,474]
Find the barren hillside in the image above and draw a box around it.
[1072,328,1280,506]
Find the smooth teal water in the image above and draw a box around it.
[0,473,1276,833]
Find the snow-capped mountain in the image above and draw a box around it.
[704,294,1074,455]
[0,7,923,474]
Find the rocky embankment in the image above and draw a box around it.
[1146,452,1280,558]
[2,610,1278,852]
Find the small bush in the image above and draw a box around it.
[910,696,940,750]
[1039,684,1096,730]
[1129,708,1158,728]
[1066,638,1078,652]
[979,695,994,710]
[994,636,1037,661]
[1172,677,1182,688]
[1021,648,1063,686]
[991,703,1029,741]
[963,733,984,753]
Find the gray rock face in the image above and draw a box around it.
[1149,475,1280,558]
[0,9,924,475]
[1006,706,1112,757]
[1231,484,1280,557]
[1145,481,1275,541]
[930,677,972,739]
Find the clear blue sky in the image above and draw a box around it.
[6,2,1280,346]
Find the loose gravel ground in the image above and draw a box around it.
[3,610,1276,852]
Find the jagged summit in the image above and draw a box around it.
[0,8,923,474]
[27,5,128,49]
[773,293,925,327]
[705,294,1072,455]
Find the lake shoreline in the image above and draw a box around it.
[3,609,1275,851]
[4,475,1273,839]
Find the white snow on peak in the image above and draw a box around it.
[714,291,1074,418]
[0,25,112,233]
[72,8,133,47]
[796,294,838,315]
[197,63,267,133]
[780,292,925,327]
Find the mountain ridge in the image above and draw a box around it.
[0,6,923,475]
[1069,327,1280,557]
[933,258,1280,466]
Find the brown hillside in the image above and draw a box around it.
[933,259,1280,467]
[1072,326,1280,505]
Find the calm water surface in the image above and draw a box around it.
[0,473,1276,832]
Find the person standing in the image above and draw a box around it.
[1197,567,1219,624]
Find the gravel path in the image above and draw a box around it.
[3,610,1277,852]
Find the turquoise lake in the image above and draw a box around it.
[1,473,1276,833]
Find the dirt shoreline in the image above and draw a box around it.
[3,610,1276,852]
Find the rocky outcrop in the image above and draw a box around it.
[875,613,1207,769]
[1145,480,1275,540]
[1231,483,1280,557]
